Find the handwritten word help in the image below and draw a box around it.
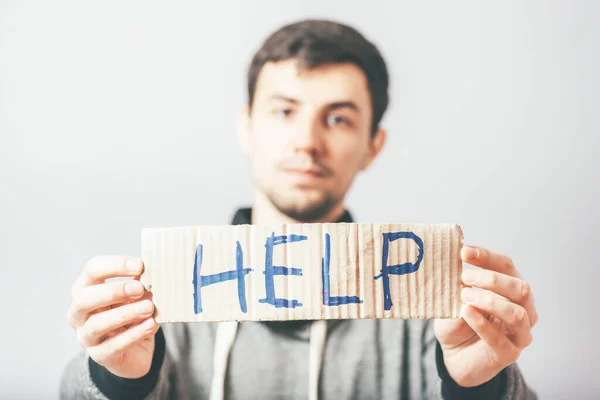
[192,231,424,314]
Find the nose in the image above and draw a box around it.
[289,113,325,155]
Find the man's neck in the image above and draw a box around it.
[251,190,346,225]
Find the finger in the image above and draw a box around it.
[527,298,539,328]
[462,288,532,348]
[462,268,531,304]
[74,256,144,291]
[461,304,521,366]
[68,280,146,327]
[79,299,155,347]
[461,246,521,278]
[87,317,158,366]
[462,268,538,329]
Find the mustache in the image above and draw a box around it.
[277,157,333,177]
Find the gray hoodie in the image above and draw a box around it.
[59,209,537,400]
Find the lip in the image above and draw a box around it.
[282,168,328,182]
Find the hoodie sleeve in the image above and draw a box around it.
[420,320,538,400]
[59,328,173,400]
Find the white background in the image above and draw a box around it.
[1,1,598,398]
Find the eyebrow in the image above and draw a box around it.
[268,94,361,114]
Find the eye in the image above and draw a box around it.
[326,114,352,128]
[274,108,293,119]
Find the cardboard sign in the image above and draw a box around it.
[140,223,463,323]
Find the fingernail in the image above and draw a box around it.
[126,259,142,273]
[462,246,478,260]
[125,281,144,297]
[135,300,153,315]
[462,269,477,284]
[461,287,477,303]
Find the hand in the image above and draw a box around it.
[66,256,159,379]
[434,245,538,387]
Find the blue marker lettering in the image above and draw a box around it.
[322,232,363,306]
[192,242,253,314]
[374,232,424,310]
[259,232,307,308]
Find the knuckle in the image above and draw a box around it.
[478,248,489,262]
[69,297,86,317]
[76,329,87,349]
[86,256,100,266]
[99,283,123,306]
[531,310,539,327]
[471,270,481,285]
[483,293,496,309]
[83,319,101,342]
[65,310,74,327]
[84,257,100,276]
[114,304,137,326]
[523,332,533,348]
[108,283,124,302]
[519,281,531,300]
[487,271,498,288]
[66,308,83,329]
[473,312,488,330]
[504,256,515,271]
[511,306,527,326]
[146,318,157,332]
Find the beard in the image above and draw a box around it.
[264,186,340,222]
[255,153,343,222]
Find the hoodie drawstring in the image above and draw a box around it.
[308,319,327,400]
[210,321,239,400]
[210,320,327,400]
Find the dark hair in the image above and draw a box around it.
[247,19,389,136]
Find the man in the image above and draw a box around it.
[60,19,538,399]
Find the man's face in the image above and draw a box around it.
[238,59,386,222]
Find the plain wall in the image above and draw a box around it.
[1,1,598,398]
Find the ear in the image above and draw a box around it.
[359,127,387,171]
[236,105,252,155]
